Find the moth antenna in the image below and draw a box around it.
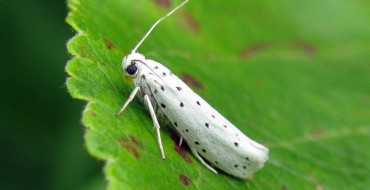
[131,0,189,53]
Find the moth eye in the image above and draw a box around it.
[126,64,138,75]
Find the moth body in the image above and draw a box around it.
[120,53,268,178]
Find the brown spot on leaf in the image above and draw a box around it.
[181,72,203,90]
[98,61,107,66]
[182,12,200,33]
[309,128,326,138]
[119,137,140,159]
[291,39,316,56]
[175,145,192,163]
[281,185,289,190]
[239,43,267,59]
[179,174,191,186]
[153,0,171,8]
[90,112,97,117]
[129,135,143,148]
[103,37,115,50]
[316,184,324,190]
[168,126,192,163]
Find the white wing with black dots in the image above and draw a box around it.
[136,58,268,179]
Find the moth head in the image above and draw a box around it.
[122,53,145,77]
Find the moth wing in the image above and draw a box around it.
[143,60,268,178]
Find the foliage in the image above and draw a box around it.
[66,0,370,189]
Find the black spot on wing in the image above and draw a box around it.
[180,102,184,107]
[176,86,182,91]
[161,103,166,108]
[205,123,209,128]
[234,142,239,147]
[161,86,164,91]
[196,101,201,106]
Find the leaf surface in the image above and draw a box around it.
[66,0,370,189]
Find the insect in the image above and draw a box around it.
[116,0,268,179]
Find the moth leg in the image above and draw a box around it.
[144,95,165,159]
[116,86,140,116]
[179,137,183,146]
[190,148,217,174]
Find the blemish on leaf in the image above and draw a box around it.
[98,61,107,66]
[175,144,192,163]
[239,43,267,59]
[291,39,316,56]
[129,135,143,148]
[102,37,115,50]
[153,0,170,8]
[90,112,97,117]
[309,128,326,138]
[118,137,140,159]
[168,126,192,163]
[182,12,200,33]
[179,174,191,186]
[316,184,324,190]
[181,72,203,90]
[281,185,289,190]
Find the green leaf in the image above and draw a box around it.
[66,0,370,189]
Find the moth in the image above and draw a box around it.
[117,0,268,179]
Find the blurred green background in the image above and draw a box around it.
[0,0,104,189]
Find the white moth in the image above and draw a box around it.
[117,0,268,179]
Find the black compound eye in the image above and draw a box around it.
[126,64,138,75]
